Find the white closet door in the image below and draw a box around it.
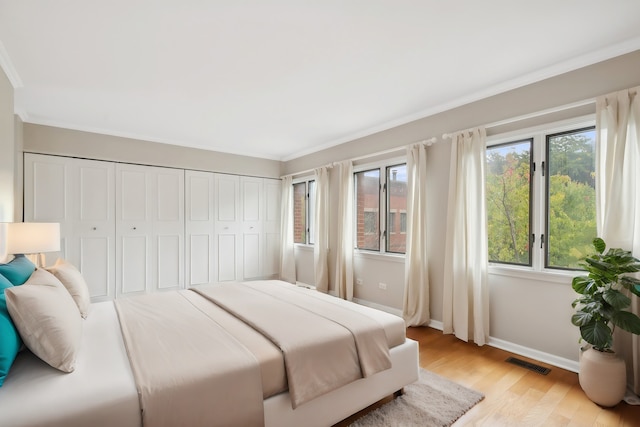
[24,154,115,300]
[23,154,69,264]
[241,177,263,280]
[75,160,115,300]
[263,178,281,279]
[214,173,241,282]
[116,164,184,296]
[185,170,215,287]
[153,168,184,292]
[116,164,151,296]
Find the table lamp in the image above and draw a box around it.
[5,222,61,268]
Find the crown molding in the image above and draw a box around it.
[0,41,23,88]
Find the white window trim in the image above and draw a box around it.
[353,155,407,257]
[486,113,596,278]
[292,175,315,246]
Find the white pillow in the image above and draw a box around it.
[5,268,82,373]
[46,258,91,319]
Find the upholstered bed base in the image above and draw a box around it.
[264,338,419,427]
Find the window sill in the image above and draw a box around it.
[354,250,405,264]
[488,264,574,285]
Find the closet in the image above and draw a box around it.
[24,154,281,301]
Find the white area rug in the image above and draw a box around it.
[350,369,484,426]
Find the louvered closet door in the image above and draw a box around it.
[185,170,215,287]
[214,173,241,282]
[24,154,115,301]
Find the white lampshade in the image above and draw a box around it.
[5,222,61,255]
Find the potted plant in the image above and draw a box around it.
[571,237,640,406]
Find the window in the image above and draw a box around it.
[354,162,407,254]
[486,139,532,266]
[546,128,596,269]
[386,165,407,253]
[292,179,315,244]
[355,169,380,250]
[486,119,596,271]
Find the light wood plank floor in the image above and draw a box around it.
[336,326,640,426]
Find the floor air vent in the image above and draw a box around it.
[506,357,551,375]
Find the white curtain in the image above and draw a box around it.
[279,176,296,283]
[313,166,330,293]
[595,86,640,396]
[443,127,490,346]
[403,143,430,326]
[334,160,354,300]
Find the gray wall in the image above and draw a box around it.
[23,124,282,179]
[0,65,15,222]
[283,49,640,369]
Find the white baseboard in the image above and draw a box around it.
[425,321,579,373]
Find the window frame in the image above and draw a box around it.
[353,156,407,256]
[486,114,596,281]
[292,177,315,246]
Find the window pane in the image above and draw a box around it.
[386,164,407,254]
[355,169,380,250]
[546,127,596,269]
[486,140,532,265]
[293,182,306,244]
[308,180,316,244]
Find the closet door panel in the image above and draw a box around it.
[27,160,67,222]
[217,234,238,282]
[243,233,261,279]
[263,179,281,278]
[80,236,111,299]
[189,234,211,285]
[214,174,241,282]
[152,169,184,291]
[185,171,215,287]
[120,235,148,294]
[158,235,181,290]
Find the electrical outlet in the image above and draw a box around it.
[378,282,387,290]
[356,278,363,285]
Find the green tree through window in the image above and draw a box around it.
[486,140,532,265]
[546,128,596,269]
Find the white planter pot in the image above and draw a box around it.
[579,347,626,407]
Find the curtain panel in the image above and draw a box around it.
[313,166,330,293]
[334,161,354,301]
[443,127,490,346]
[279,176,296,283]
[403,142,431,326]
[595,86,640,397]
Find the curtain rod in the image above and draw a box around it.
[442,98,595,139]
[281,136,437,178]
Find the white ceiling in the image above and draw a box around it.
[1,1,640,161]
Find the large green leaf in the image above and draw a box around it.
[571,311,592,326]
[572,276,594,294]
[593,237,606,254]
[602,289,631,310]
[612,311,640,335]
[580,321,613,350]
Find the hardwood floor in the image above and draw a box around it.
[337,326,640,426]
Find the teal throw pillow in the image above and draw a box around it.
[0,256,36,286]
[0,274,22,387]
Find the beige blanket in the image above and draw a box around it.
[115,291,264,427]
[193,281,391,408]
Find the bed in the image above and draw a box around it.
[0,269,419,427]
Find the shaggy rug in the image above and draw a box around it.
[350,369,484,427]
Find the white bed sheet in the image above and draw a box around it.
[0,301,140,427]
